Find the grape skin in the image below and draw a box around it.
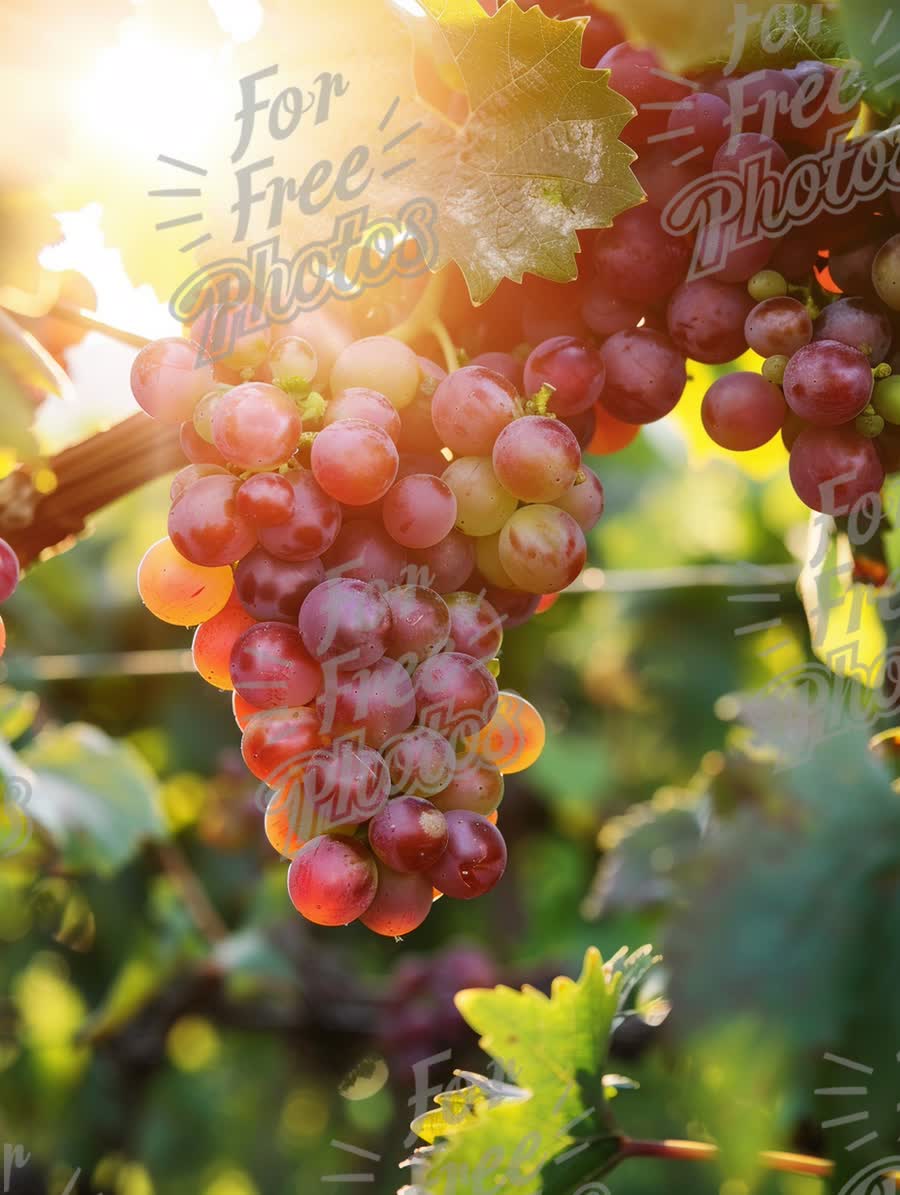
[598,330,686,425]
[427,810,507,900]
[492,417,581,504]
[782,340,874,426]
[498,505,587,594]
[368,796,449,873]
[701,373,787,451]
[789,426,885,514]
[287,836,378,926]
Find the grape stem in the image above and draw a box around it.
[385,269,449,344]
[43,301,152,349]
[429,317,460,372]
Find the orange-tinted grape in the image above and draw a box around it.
[470,691,546,774]
[137,538,233,626]
[192,602,257,690]
[265,787,307,859]
[233,691,263,730]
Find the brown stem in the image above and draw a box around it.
[156,841,228,944]
[0,413,184,567]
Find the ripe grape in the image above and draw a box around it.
[234,548,324,623]
[430,755,503,817]
[522,336,605,417]
[268,336,318,387]
[170,464,229,503]
[782,340,873,426]
[230,622,322,709]
[396,358,447,455]
[872,234,900,311]
[492,416,580,503]
[694,218,777,284]
[137,538,233,626]
[412,652,498,737]
[588,405,640,454]
[233,691,263,730]
[241,706,322,782]
[323,520,407,587]
[666,91,730,164]
[713,132,790,178]
[812,298,893,364]
[744,297,813,358]
[299,578,391,668]
[597,42,692,145]
[130,338,215,423]
[562,407,597,450]
[192,600,256,690]
[442,457,518,537]
[299,743,391,833]
[445,592,503,661]
[168,474,257,567]
[553,467,605,531]
[257,469,342,562]
[470,691,546,775]
[287,836,378,926]
[0,539,19,603]
[789,426,885,514]
[598,329,686,424]
[427,810,507,900]
[498,504,586,594]
[236,473,295,526]
[316,656,416,748]
[330,336,420,409]
[591,205,692,304]
[407,530,476,594]
[482,585,541,629]
[324,387,402,441]
[468,352,524,388]
[666,279,754,364]
[383,726,456,796]
[474,533,515,589]
[829,240,880,296]
[264,786,307,859]
[430,366,521,455]
[382,474,458,550]
[180,420,228,466]
[580,278,644,338]
[701,372,787,451]
[285,309,354,386]
[360,864,434,936]
[369,797,449,872]
[311,418,399,505]
[384,586,451,666]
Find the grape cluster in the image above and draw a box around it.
[132,306,595,934]
[0,537,20,658]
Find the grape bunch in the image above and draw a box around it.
[132,305,599,935]
[0,537,20,658]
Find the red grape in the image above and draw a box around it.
[211,383,301,470]
[382,474,458,550]
[498,504,586,593]
[299,578,392,668]
[234,548,324,623]
[241,706,322,782]
[382,725,456,796]
[789,426,885,514]
[430,755,503,817]
[553,466,605,531]
[445,592,503,661]
[0,539,20,604]
[360,864,434,936]
[783,340,873,426]
[667,278,754,365]
[427,810,507,900]
[168,474,257,567]
[369,796,449,872]
[257,469,342,562]
[324,387,402,441]
[523,336,605,417]
[384,586,451,666]
[230,621,322,709]
[316,656,416,748]
[407,530,476,594]
[598,330,686,424]
[431,366,521,455]
[492,416,581,503]
[745,297,813,358]
[412,652,499,737]
[701,372,786,451]
[311,419,399,505]
[591,205,692,304]
[287,836,378,926]
[236,473,295,526]
[131,337,215,424]
[813,298,893,364]
[323,520,407,587]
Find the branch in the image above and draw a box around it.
[0,413,183,567]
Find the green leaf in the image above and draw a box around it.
[0,685,39,743]
[839,0,900,108]
[413,0,642,302]
[594,0,844,73]
[404,948,636,1194]
[18,723,167,875]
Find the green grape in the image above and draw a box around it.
[748,270,788,301]
[762,355,789,385]
[873,376,900,425]
[441,457,518,537]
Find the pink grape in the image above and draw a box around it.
[744,297,813,358]
[666,279,754,365]
[230,621,323,709]
[382,475,458,550]
[180,421,228,466]
[427,810,507,899]
[580,279,644,338]
[492,416,581,503]
[323,520,407,587]
[397,357,447,456]
[168,474,257,567]
[813,298,893,364]
[445,592,503,661]
[412,652,499,737]
[783,340,874,426]
[241,706,321,782]
[189,302,270,370]
[666,91,730,164]
[523,336,605,417]
[324,387,402,441]
[498,505,586,594]
[430,755,504,817]
[598,330,686,424]
[0,539,19,604]
[789,425,885,514]
[316,656,416,748]
[382,726,456,796]
[553,467,605,532]
[257,469,342,562]
[300,743,390,832]
[268,335,318,387]
[360,864,434,936]
[287,836,377,926]
[430,366,521,455]
[597,42,692,145]
[130,338,216,424]
[171,465,228,503]
[234,548,324,623]
[384,586,451,666]
[591,205,692,304]
[468,352,524,388]
[299,578,392,668]
[235,473,295,526]
[368,796,449,872]
[211,383,301,470]
[482,585,541,629]
[407,530,476,594]
[701,373,786,451]
[311,419,399,506]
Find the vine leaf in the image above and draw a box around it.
[402,947,651,1194]
[413,0,641,302]
[13,724,167,875]
[838,0,900,109]
[593,0,844,73]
